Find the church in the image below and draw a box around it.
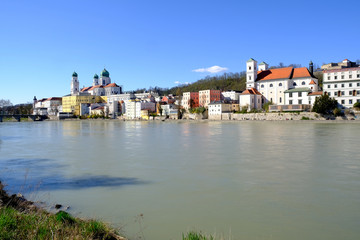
[240,58,319,110]
[70,68,122,96]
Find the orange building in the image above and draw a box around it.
[181,92,199,110]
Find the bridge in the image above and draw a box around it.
[0,114,48,122]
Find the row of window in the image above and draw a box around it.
[288,92,304,98]
[260,81,309,88]
[327,74,360,80]
[340,99,360,105]
[326,82,360,89]
[327,90,360,97]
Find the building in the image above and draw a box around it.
[322,59,360,108]
[199,90,221,108]
[243,58,319,110]
[221,90,241,103]
[239,88,264,110]
[125,99,141,119]
[181,92,199,110]
[62,95,107,116]
[33,97,62,116]
[208,101,232,120]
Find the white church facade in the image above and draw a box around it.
[70,68,122,96]
[240,58,320,110]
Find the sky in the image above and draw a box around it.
[1,0,359,104]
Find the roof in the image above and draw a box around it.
[308,91,323,96]
[284,88,311,93]
[81,86,92,92]
[46,97,62,101]
[257,67,313,81]
[309,80,316,85]
[247,58,256,63]
[292,67,312,79]
[104,83,119,88]
[259,61,267,65]
[257,67,293,81]
[240,88,262,95]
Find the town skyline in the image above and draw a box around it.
[1,0,360,104]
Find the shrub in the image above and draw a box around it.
[262,101,273,112]
[353,102,360,109]
[301,116,310,120]
[333,108,343,117]
[312,94,338,114]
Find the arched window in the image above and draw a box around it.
[302,81,305,85]
[293,82,297,86]
[279,97,282,103]
[270,84,273,87]
[279,83,282,87]
[261,84,264,88]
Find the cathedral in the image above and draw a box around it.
[70,68,122,96]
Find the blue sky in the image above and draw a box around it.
[1,0,359,104]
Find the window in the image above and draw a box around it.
[357,83,360,87]
[357,90,360,95]
[335,84,337,88]
[357,74,360,78]
[279,83,282,86]
[328,92,331,96]
[299,100,302,104]
[335,76,338,80]
[341,100,345,104]
[341,84,345,87]
[249,66,252,70]
[249,76,251,80]
[289,100,293,104]
[270,84,273,87]
[279,97,282,103]
[293,82,297,86]
[289,93,293,98]
[349,75,352,79]
[341,75,344,79]
[349,91,352,95]
[261,84,264,88]
[298,92,302,97]
[349,83,352,87]
[327,85,331,88]
[328,76,330,80]
[358,99,360,103]
[349,99,353,104]
[302,81,305,85]
[342,91,345,96]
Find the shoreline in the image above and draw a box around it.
[0,181,126,240]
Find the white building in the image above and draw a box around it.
[221,90,241,103]
[208,102,232,119]
[125,100,141,119]
[243,58,319,110]
[322,59,360,108]
[239,88,264,110]
[33,97,62,116]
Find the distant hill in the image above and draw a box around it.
[163,72,247,96]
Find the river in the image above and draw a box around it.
[0,120,359,239]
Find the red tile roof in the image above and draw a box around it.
[309,80,316,85]
[104,83,119,88]
[257,67,312,81]
[257,67,293,81]
[292,67,312,79]
[241,88,262,95]
[308,91,323,96]
[80,87,92,92]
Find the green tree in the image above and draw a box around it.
[312,94,338,114]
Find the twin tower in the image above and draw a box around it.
[70,68,111,95]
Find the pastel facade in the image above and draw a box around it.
[199,90,221,108]
[181,92,199,110]
[322,59,360,108]
[62,95,107,116]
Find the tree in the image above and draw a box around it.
[0,99,12,108]
[312,94,338,114]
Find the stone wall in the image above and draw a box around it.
[230,112,325,121]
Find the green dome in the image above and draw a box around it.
[72,71,78,77]
[101,68,110,77]
[94,74,99,79]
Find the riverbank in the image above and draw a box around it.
[0,181,125,240]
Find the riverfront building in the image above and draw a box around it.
[241,58,319,110]
[322,59,360,108]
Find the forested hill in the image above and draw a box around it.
[161,72,247,96]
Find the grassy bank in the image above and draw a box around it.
[0,182,125,240]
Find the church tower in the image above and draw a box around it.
[100,68,111,86]
[93,74,99,86]
[71,71,79,95]
[246,58,257,88]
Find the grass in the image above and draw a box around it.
[0,206,122,240]
[182,231,215,240]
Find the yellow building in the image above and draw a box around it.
[62,95,107,116]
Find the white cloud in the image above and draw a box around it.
[192,65,228,74]
[174,81,181,84]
